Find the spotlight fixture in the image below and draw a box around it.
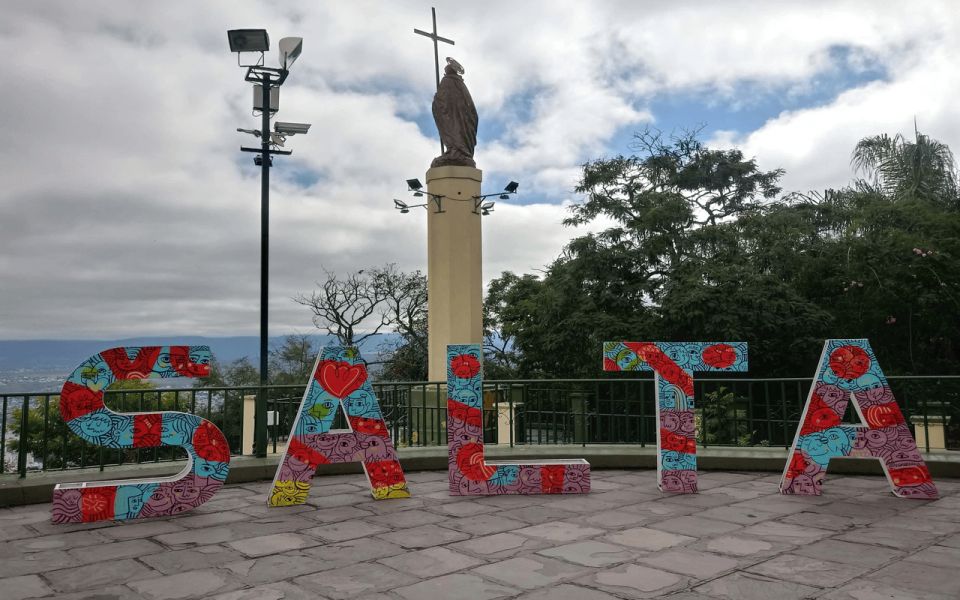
[228,29,270,53]
[394,180,445,214]
[406,178,424,197]
[472,180,519,214]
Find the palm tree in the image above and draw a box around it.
[851,126,959,207]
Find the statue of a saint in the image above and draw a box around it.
[431,57,478,168]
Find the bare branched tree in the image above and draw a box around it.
[372,264,428,348]
[295,265,430,379]
[294,268,386,346]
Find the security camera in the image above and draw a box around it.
[274,122,311,135]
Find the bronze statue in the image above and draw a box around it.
[431,57,478,168]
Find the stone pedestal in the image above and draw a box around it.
[911,415,948,451]
[426,166,483,382]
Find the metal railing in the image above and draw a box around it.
[3,376,959,478]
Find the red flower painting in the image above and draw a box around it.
[450,354,481,379]
[192,421,231,463]
[829,346,871,380]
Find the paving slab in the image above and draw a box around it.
[833,525,942,550]
[537,540,639,567]
[515,582,622,599]
[0,574,54,600]
[227,533,320,557]
[868,559,960,597]
[578,563,688,598]
[140,544,242,575]
[440,513,530,535]
[206,581,319,600]
[378,546,484,577]
[128,569,244,600]
[45,558,157,593]
[689,534,791,558]
[472,555,593,589]
[392,572,519,600]
[792,538,903,568]
[376,523,470,548]
[303,519,390,542]
[449,532,552,559]
[649,515,742,537]
[904,544,960,569]
[746,553,870,588]
[818,579,954,600]
[695,571,822,600]
[514,520,604,542]
[636,548,741,579]
[293,562,418,599]
[603,526,694,551]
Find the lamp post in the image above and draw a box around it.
[228,30,308,457]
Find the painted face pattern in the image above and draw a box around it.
[780,339,938,498]
[51,346,229,523]
[447,344,590,495]
[269,346,410,506]
[603,341,749,494]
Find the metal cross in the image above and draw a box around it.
[414,7,455,153]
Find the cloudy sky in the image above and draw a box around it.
[2,0,958,340]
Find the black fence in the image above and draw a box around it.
[3,376,959,477]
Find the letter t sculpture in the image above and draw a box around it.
[603,342,748,493]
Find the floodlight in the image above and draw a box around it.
[394,199,408,210]
[504,181,519,193]
[278,37,303,69]
[499,194,509,200]
[228,29,270,53]
[274,122,311,135]
[481,202,495,210]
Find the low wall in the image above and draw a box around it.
[2,445,959,507]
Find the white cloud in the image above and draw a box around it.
[0,1,957,339]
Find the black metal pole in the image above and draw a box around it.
[255,77,271,458]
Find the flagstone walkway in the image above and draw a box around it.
[1,470,959,599]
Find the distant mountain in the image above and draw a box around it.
[0,334,400,393]
[0,334,400,371]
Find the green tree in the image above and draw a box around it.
[852,127,959,207]
[269,334,317,385]
[5,379,172,471]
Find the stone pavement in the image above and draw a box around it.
[1,470,959,599]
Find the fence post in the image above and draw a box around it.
[18,396,29,478]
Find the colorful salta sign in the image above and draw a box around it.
[447,344,590,495]
[53,337,937,526]
[268,346,410,506]
[780,339,938,498]
[52,346,230,523]
[602,341,749,493]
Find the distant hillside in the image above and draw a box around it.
[0,334,399,371]
[0,334,399,393]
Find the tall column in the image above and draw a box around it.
[427,166,483,382]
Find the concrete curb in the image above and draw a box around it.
[2,444,958,507]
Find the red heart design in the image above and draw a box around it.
[316,360,367,398]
